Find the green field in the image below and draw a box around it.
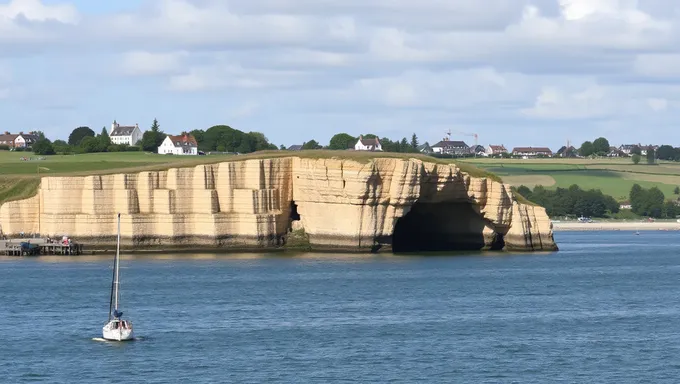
[462,158,680,201]
[0,150,499,206]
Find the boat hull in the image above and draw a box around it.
[102,321,134,341]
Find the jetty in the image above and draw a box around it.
[1,237,83,256]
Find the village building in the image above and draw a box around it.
[354,135,382,151]
[110,120,143,146]
[157,132,198,155]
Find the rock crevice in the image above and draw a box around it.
[0,157,557,252]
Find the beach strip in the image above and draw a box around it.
[552,221,680,231]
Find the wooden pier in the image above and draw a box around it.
[1,239,83,256]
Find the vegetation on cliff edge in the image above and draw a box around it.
[0,177,41,206]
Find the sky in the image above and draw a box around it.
[1,0,680,149]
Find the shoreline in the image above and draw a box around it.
[552,221,680,231]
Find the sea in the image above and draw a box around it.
[1,231,680,383]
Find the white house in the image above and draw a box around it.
[485,145,507,156]
[157,133,198,155]
[355,135,382,151]
[110,120,143,146]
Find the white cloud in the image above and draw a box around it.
[648,98,669,111]
[3,0,680,147]
[118,51,188,76]
[0,0,79,23]
[633,54,680,78]
[521,85,612,119]
[228,102,259,119]
[167,62,308,92]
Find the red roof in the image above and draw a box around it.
[168,133,198,147]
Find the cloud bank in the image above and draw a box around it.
[1,0,679,148]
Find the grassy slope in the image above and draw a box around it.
[463,158,680,201]
[0,150,501,206]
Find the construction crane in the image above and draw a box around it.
[445,129,478,147]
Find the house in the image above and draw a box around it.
[640,145,659,156]
[355,135,382,151]
[511,147,553,158]
[416,142,433,154]
[471,145,486,156]
[157,132,198,155]
[556,145,577,158]
[0,131,40,148]
[287,145,303,151]
[485,144,507,156]
[619,202,632,210]
[607,146,624,157]
[110,120,143,146]
[431,140,469,155]
[618,144,639,155]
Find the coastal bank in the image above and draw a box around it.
[0,156,558,253]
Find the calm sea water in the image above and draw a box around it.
[2,231,680,383]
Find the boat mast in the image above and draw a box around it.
[114,213,121,312]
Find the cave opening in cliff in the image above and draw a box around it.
[392,201,495,253]
[290,201,300,221]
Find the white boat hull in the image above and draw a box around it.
[102,320,134,341]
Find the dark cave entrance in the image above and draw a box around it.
[290,201,300,221]
[392,200,504,253]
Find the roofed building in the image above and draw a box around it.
[110,120,143,146]
[485,145,508,156]
[511,147,553,157]
[0,131,40,148]
[157,132,198,155]
[431,140,469,155]
[355,135,382,151]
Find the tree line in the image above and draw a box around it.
[516,183,680,219]
[30,120,278,155]
[516,184,620,218]
[300,133,423,153]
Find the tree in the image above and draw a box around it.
[68,126,95,146]
[519,183,619,218]
[632,154,641,164]
[247,131,277,151]
[279,144,286,150]
[301,140,322,150]
[32,139,55,155]
[656,145,677,161]
[579,141,595,157]
[141,119,166,152]
[398,137,409,152]
[52,140,71,154]
[98,126,111,152]
[80,136,100,153]
[410,133,419,151]
[328,133,356,150]
[151,118,160,132]
[674,186,680,195]
[646,148,656,164]
[630,184,666,218]
[630,145,642,155]
[592,137,610,155]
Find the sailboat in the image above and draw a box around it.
[102,213,134,341]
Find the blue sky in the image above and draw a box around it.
[1,0,680,149]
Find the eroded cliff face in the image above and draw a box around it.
[0,157,557,252]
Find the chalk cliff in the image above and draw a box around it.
[0,157,557,252]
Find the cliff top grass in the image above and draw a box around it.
[0,149,501,206]
[0,149,499,179]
